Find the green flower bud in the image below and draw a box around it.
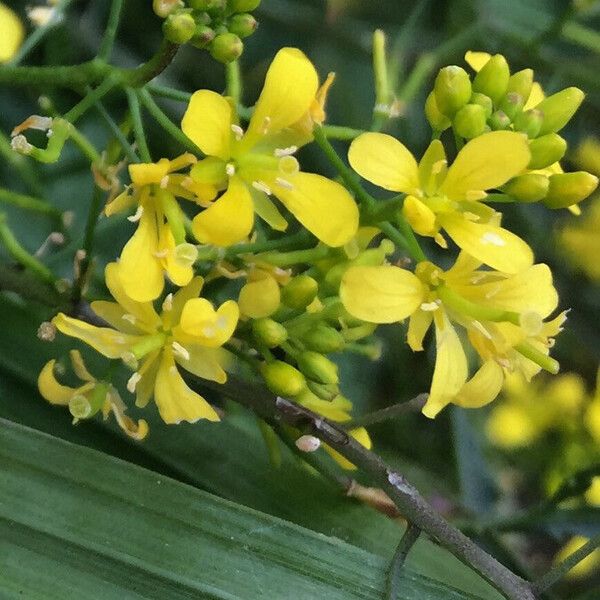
[191,24,216,48]
[228,13,258,38]
[472,54,510,105]
[342,322,377,342]
[470,92,493,118]
[306,380,339,401]
[163,11,196,44]
[69,383,108,420]
[513,109,543,138]
[542,172,599,209]
[536,87,585,136]
[507,69,533,102]
[453,103,487,139]
[302,325,345,353]
[252,318,288,348]
[489,110,510,130]
[502,173,549,203]
[281,275,318,310]
[297,351,339,385]
[499,92,524,121]
[425,91,451,133]
[433,66,472,117]
[228,0,261,12]
[190,0,225,10]
[210,32,243,62]
[528,133,567,169]
[261,360,306,397]
[153,0,183,18]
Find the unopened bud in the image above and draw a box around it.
[433,66,472,117]
[472,54,510,105]
[252,318,288,348]
[228,13,258,38]
[228,0,261,12]
[306,380,339,401]
[163,11,196,44]
[153,0,183,17]
[297,351,339,385]
[190,0,225,9]
[513,109,543,138]
[281,275,318,310]
[470,92,493,118]
[536,87,585,135]
[210,32,243,63]
[489,110,510,130]
[499,92,524,121]
[425,92,451,133]
[261,360,306,397]
[528,133,567,170]
[191,25,215,48]
[453,103,487,139]
[543,172,599,209]
[502,173,549,203]
[302,325,345,353]
[506,69,533,104]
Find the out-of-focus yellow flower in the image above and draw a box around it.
[181,47,359,248]
[50,263,238,425]
[574,137,600,177]
[554,535,600,579]
[38,350,148,440]
[0,3,24,63]
[340,252,564,417]
[348,132,533,273]
[585,477,600,506]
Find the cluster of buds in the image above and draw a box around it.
[154,0,260,62]
[426,52,598,210]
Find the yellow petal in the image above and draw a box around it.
[0,3,24,63]
[407,309,433,351]
[89,301,144,335]
[192,176,254,246]
[251,188,288,231]
[238,272,281,318]
[440,131,531,200]
[154,348,220,424]
[134,351,161,408]
[464,51,491,72]
[439,213,533,274]
[348,132,419,193]
[422,312,468,418]
[175,344,227,384]
[163,276,204,330]
[403,195,437,236]
[104,189,136,217]
[340,265,425,324]
[181,90,232,160]
[52,313,145,359]
[129,159,171,187]
[178,298,239,347]
[69,350,96,383]
[324,427,371,470]
[418,139,447,196]
[38,360,79,406]
[245,48,319,144]
[157,224,194,287]
[117,207,165,302]
[270,171,359,247]
[455,361,504,409]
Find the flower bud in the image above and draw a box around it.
[433,66,472,117]
[502,173,549,203]
[453,103,487,139]
[209,32,243,62]
[228,0,261,12]
[528,133,567,169]
[297,351,339,385]
[473,54,510,105]
[153,0,183,18]
[470,92,493,118]
[261,360,306,397]
[425,91,451,133]
[252,318,288,348]
[191,25,216,48]
[281,275,318,310]
[499,92,524,121]
[536,87,585,135]
[163,11,196,44]
[489,110,510,130]
[542,172,599,209]
[506,69,533,104]
[228,13,258,38]
[306,380,339,401]
[302,325,345,353]
[513,109,543,138]
[190,0,225,10]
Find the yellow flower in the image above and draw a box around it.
[181,47,359,248]
[51,263,238,425]
[340,252,564,417]
[554,536,600,579]
[38,350,148,440]
[0,3,24,63]
[105,153,213,302]
[348,132,533,273]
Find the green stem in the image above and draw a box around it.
[258,246,331,267]
[225,60,242,109]
[98,0,124,62]
[371,29,391,131]
[126,88,151,162]
[321,125,367,140]
[0,59,110,89]
[0,214,55,284]
[147,83,192,102]
[225,230,314,257]
[124,39,179,87]
[67,126,101,163]
[0,189,62,221]
[137,88,203,155]
[0,133,42,195]
[64,75,119,124]
[514,342,560,374]
[396,53,436,106]
[533,534,600,595]
[378,221,425,263]
[386,524,421,600]
[346,394,428,429]
[94,100,140,163]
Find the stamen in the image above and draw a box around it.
[462,211,480,222]
[275,177,293,190]
[162,293,173,312]
[127,205,144,223]
[160,175,170,189]
[230,124,244,140]
[471,320,493,339]
[153,249,169,258]
[466,190,487,201]
[225,162,236,176]
[11,115,52,136]
[420,301,441,312]
[252,180,272,195]
[431,159,447,175]
[122,314,137,325]
[261,116,272,134]
[274,145,298,157]
[171,341,190,361]
[127,372,142,393]
[10,135,33,154]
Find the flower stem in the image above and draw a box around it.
[225,60,242,109]
[94,100,140,163]
[64,75,119,124]
[126,88,151,162]
[386,524,422,600]
[258,246,331,267]
[371,29,391,131]
[147,83,192,103]
[321,125,367,140]
[97,0,124,62]
[0,188,62,221]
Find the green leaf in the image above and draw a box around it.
[0,418,485,600]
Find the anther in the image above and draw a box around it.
[171,341,190,361]
[252,180,272,195]
[162,293,173,312]
[274,145,298,157]
[275,177,293,190]
[127,206,144,223]
[225,163,236,176]
[127,372,142,393]
[230,124,244,140]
